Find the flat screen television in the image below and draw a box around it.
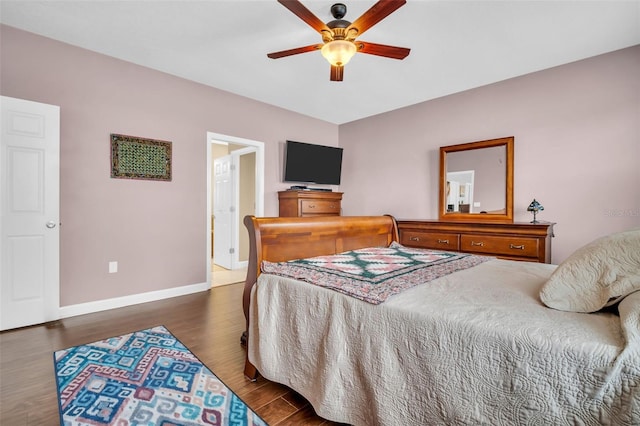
[284,140,343,185]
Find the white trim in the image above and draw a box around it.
[206,132,264,288]
[58,281,209,319]
[207,139,212,286]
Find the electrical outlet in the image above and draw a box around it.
[109,261,118,273]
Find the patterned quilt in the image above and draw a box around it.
[261,242,492,304]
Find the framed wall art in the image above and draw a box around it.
[110,134,172,181]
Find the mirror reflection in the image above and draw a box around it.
[446,146,506,214]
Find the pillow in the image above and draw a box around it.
[539,229,640,312]
[618,290,640,347]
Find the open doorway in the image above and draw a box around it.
[207,132,264,288]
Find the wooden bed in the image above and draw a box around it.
[241,215,639,425]
[241,215,398,379]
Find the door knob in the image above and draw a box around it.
[46,221,57,229]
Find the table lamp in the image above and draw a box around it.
[527,199,544,223]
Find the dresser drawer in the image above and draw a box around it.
[461,234,539,258]
[300,200,341,215]
[400,231,460,251]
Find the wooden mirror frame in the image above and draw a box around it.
[439,136,514,223]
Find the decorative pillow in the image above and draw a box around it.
[539,229,640,312]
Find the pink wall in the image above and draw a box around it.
[1,25,338,306]
[339,45,640,263]
[2,24,638,310]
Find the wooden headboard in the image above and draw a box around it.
[241,215,398,379]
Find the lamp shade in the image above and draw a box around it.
[527,199,544,213]
[321,40,357,66]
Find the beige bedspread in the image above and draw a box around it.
[248,259,640,425]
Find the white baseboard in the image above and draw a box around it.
[58,281,210,319]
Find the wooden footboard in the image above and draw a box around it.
[241,215,399,380]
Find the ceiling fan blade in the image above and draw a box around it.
[347,0,406,37]
[267,44,323,59]
[330,65,344,82]
[278,0,330,34]
[356,41,410,60]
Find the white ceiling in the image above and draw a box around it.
[1,1,639,124]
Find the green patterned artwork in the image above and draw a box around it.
[111,134,172,181]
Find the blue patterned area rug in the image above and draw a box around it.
[53,325,267,426]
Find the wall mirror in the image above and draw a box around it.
[439,136,514,222]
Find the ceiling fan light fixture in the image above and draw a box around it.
[321,40,357,66]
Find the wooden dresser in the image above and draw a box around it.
[278,190,343,217]
[397,220,555,263]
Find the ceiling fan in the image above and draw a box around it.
[267,0,410,81]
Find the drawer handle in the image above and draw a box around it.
[437,239,449,244]
[470,241,484,247]
[308,204,315,208]
[329,204,335,208]
[409,236,420,242]
[510,244,525,250]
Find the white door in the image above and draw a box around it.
[213,155,234,269]
[1,96,60,331]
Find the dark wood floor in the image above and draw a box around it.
[0,282,346,425]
